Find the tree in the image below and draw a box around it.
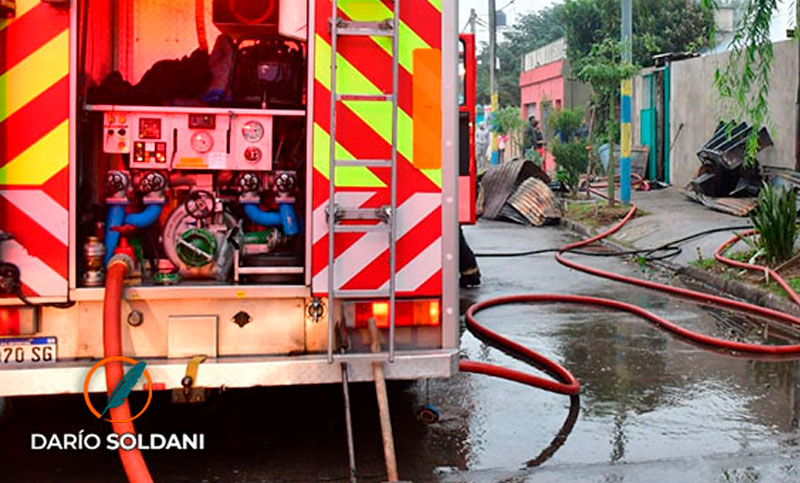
[476,0,713,111]
[702,0,783,165]
[494,106,527,154]
[576,40,639,205]
[563,0,714,69]
[476,5,566,106]
[551,106,589,194]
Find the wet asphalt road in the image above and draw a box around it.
[3,220,800,482]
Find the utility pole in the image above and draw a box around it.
[620,0,632,203]
[469,8,476,34]
[489,0,499,165]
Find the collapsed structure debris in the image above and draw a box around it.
[480,159,561,226]
[686,121,774,215]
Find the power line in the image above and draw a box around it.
[499,0,517,11]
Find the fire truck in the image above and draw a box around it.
[0,0,475,398]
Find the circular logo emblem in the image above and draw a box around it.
[83,356,153,423]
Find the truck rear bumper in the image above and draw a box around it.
[0,349,459,397]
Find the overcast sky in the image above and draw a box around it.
[458,0,558,43]
[458,0,797,45]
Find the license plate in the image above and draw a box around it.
[0,337,57,365]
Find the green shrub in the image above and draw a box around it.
[525,147,544,166]
[493,106,526,153]
[552,139,589,194]
[750,183,798,264]
[549,106,585,141]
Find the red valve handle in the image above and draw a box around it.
[111,225,136,257]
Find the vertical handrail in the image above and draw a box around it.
[327,0,340,364]
[388,0,400,363]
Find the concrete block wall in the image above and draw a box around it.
[669,40,798,187]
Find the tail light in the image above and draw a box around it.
[0,307,39,335]
[351,299,441,329]
[0,308,20,335]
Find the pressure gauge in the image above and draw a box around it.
[191,131,214,153]
[242,121,264,142]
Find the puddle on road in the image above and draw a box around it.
[2,222,799,482]
[443,225,800,481]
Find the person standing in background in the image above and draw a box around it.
[497,133,507,164]
[475,121,490,169]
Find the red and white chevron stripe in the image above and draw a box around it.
[310,0,444,298]
[1,1,70,299]
[312,193,442,296]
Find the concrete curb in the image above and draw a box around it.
[560,217,800,317]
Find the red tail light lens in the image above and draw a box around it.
[352,299,441,329]
[0,307,39,335]
[0,308,20,335]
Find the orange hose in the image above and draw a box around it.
[103,261,154,483]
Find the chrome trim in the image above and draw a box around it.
[84,104,305,116]
[441,0,460,350]
[235,266,304,275]
[305,0,316,288]
[68,0,78,292]
[0,349,459,397]
[69,284,311,301]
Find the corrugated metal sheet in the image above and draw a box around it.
[481,159,550,219]
[764,166,800,190]
[504,177,561,226]
[683,190,757,217]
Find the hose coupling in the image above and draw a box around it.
[108,253,135,272]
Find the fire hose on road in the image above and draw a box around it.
[98,185,800,481]
[460,187,800,399]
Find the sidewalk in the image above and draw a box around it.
[608,187,749,265]
[569,186,800,316]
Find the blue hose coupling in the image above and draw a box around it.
[242,202,299,236]
[104,203,164,265]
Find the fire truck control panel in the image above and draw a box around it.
[101,109,276,171]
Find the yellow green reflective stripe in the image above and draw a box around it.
[315,34,413,162]
[344,100,413,164]
[421,169,442,188]
[337,1,431,74]
[313,123,386,187]
[314,33,381,96]
[314,20,443,189]
[426,0,441,12]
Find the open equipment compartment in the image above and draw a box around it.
[75,0,310,290]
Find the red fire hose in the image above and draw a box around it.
[461,187,800,396]
[714,230,800,308]
[103,258,154,483]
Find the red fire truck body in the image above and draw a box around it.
[0,0,472,396]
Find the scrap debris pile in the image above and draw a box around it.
[686,121,777,216]
[478,159,562,226]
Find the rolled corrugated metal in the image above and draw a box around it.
[505,177,562,226]
[481,159,550,220]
